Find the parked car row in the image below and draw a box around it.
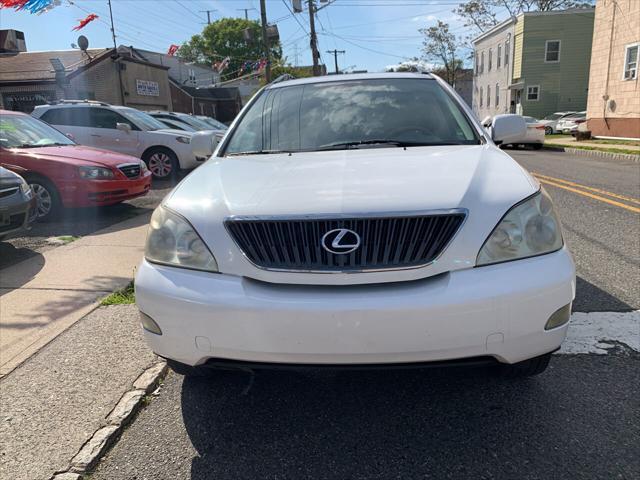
[0,102,228,235]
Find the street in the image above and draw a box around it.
[82,149,639,480]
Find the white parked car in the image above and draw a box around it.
[556,112,587,134]
[482,115,544,149]
[148,111,226,136]
[539,111,576,135]
[196,115,228,131]
[136,73,575,378]
[33,101,216,179]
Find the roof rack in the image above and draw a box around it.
[47,99,111,106]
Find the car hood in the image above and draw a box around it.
[164,145,540,285]
[7,145,141,168]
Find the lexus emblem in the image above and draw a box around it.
[321,228,361,255]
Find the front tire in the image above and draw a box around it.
[498,353,551,378]
[27,177,61,221]
[143,147,178,180]
[544,126,553,135]
[531,143,543,150]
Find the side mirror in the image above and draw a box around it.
[116,122,132,132]
[191,131,215,158]
[490,114,526,144]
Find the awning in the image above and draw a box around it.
[509,82,524,90]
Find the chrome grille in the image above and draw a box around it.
[118,163,141,178]
[225,212,466,272]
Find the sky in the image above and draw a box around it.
[0,0,486,73]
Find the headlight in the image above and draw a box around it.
[176,136,191,144]
[145,205,218,272]
[20,180,32,196]
[140,160,149,173]
[79,166,115,179]
[476,189,563,266]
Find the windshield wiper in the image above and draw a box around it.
[316,140,459,150]
[226,149,294,156]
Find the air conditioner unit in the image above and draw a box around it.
[0,30,27,53]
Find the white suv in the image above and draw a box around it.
[32,101,216,179]
[136,73,575,378]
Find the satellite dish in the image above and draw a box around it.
[77,35,89,51]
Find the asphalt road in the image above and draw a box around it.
[89,149,639,480]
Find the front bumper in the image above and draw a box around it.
[135,247,575,367]
[59,172,152,208]
[0,195,37,238]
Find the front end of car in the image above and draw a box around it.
[0,169,37,239]
[60,160,152,207]
[134,149,575,371]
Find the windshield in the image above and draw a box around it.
[544,113,562,120]
[224,78,480,155]
[160,119,196,132]
[176,114,214,131]
[199,116,227,130]
[0,114,75,148]
[118,108,168,131]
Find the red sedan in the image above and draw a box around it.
[0,110,151,219]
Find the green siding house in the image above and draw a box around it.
[511,9,595,118]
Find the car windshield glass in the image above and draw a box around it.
[544,114,562,120]
[200,117,227,130]
[224,78,480,155]
[0,114,75,148]
[524,117,538,123]
[118,108,167,131]
[177,115,213,130]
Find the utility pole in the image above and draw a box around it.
[293,44,300,67]
[326,49,345,74]
[237,8,255,20]
[259,0,271,83]
[308,0,321,76]
[199,10,216,25]
[107,0,125,105]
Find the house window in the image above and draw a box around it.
[487,85,491,107]
[495,83,499,106]
[497,44,502,68]
[505,37,510,65]
[475,53,479,75]
[488,48,492,71]
[623,43,639,80]
[480,85,483,107]
[545,40,561,63]
[481,51,485,73]
[527,85,540,101]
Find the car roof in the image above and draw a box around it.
[266,72,434,90]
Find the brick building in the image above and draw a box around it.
[586,0,640,138]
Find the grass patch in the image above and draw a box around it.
[101,282,135,306]
[57,235,81,244]
[587,138,640,147]
[544,143,640,156]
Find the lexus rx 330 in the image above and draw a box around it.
[135,73,575,378]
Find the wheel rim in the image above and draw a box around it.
[148,152,172,178]
[30,183,52,218]
[545,127,552,135]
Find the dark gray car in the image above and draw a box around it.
[0,166,37,240]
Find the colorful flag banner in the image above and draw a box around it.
[72,13,98,31]
[0,0,60,14]
[167,44,179,56]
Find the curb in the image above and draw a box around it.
[543,145,640,162]
[49,360,168,480]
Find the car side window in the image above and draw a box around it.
[40,108,78,126]
[89,108,137,130]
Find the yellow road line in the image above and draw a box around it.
[533,172,640,205]
[537,178,640,213]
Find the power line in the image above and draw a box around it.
[326,49,345,74]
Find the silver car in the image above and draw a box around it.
[0,167,37,240]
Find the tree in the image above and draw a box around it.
[420,21,461,85]
[454,0,595,34]
[177,18,283,79]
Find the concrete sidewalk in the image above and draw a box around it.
[0,213,150,376]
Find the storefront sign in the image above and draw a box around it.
[136,79,159,97]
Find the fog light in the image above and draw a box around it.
[544,303,571,330]
[139,311,162,335]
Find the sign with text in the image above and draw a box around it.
[136,79,160,97]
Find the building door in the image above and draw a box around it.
[513,89,523,115]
